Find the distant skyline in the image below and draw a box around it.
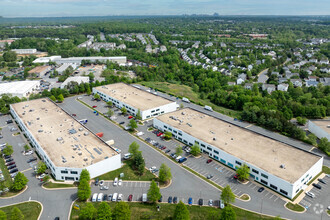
[0,0,329,18]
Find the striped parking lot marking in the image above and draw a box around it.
[274,197,279,202]
[214,178,219,182]
[269,194,274,199]
[233,189,237,193]
[265,192,270,197]
[252,185,257,190]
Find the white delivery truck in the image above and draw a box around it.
[92,193,98,202]
[97,193,104,202]
[204,105,213,111]
[182,97,190,103]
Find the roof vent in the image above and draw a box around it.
[231,138,234,140]
[280,164,286,169]
[213,137,216,141]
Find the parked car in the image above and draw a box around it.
[219,200,225,209]
[118,179,122,186]
[165,149,171,153]
[128,116,133,119]
[72,114,77,117]
[206,159,213,164]
[6,162,15,166]
[113,177,118,186]
[188,197,193,205]
[100,185,109,190]
[158,195,162,203]
[207,174,213,179]
[313,183,322,189]
[27,157,37,163]
[152,169,159,173]
[95,178,99,186]
[6,120,13,124]
[258,187,265,192]
[4,156,11,160]
[233,174,239,179]
[305,191,315,198]
[168,196,173,203]
[119,121,125,125]
[318,178,326,184]
[9,169,18,174]
[149,166,157,172]
[108,194,113,201]
[8,165,16,170]
[208,199,213,206]
[92,106,97,108]
[97,193,104,202]
[92,193,98,202]
[99,180,104,186]
[5,158,13,163]
[103,194,107,201]
[10,128,18,132]
[128,194,133,202]
[173,197,178,204]
[198,198,203,206]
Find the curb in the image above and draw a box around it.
[0,185,28,199]
[68,198,78,220]
[159,179,172,189]
[236,194,251,202]
[283,201,306,214]
[41,183,77,190]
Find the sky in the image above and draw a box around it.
[0,0,329,18]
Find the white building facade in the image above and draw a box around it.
[10,104,121,181]
[0,81,40,98]
[93,86,177,120]
[153,118,323,199]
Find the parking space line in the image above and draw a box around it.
[233,189,237,193]
[214,178,219,182]
[252,185,257,190]
[264,192,270,197]
[269,194,274,199]
[274,197,279,202]
[21,167,32,173]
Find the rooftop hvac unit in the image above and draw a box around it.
[84,132,89,136]
[79,128,84,131]
[83,157,88,161]
[280,164,286,169]
[213,137,216,141]
[78,151,82,156]
[57,137,63,141]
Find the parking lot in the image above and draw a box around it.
[299,175,330,215]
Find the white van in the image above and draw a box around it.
[204,105,213,111]
[182,97,190,103]
[142,193,147,202]
[92,193,98,202]
[123,153,131,160]
[112,193,118,202]
[97,193,104,202]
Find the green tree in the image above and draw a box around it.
[3,51,17,62]
[133,151,145,175]
[128,142,140,157]
[319,138,330,153]
[136,109,142,120]
[173,201,190,220]
[88,72,95,82]
[96,202,112,220]
[221,185,235,205]
[107,109,114,117]
[121,107,127,115]
[236,164,250,181]
[86,86,91,95]
[307,133,317,146]
[180,103,184,109]
[158,163,172,183]
[296,117,307,126]
[79,203,97,220]
[80,169,90,182]
[128,119,137,131]
[2,145,13,156]
[11,172,28,191]
[42,175,50,183]
[94,93,100,100]
[23,144,30,151]
[164,131,172,140]
[49,95,56,102]
[207,210,218,220]
[220,206,236,220]
[175,146,183,156]
[10,207,24,220]
[190,144,201,156]
[0,210,7,220]
[112,201,131,220]
[77,179,91,201]
[36,161,47,174]
[57,94,64,103]
[107,101,113,107]
[147,180,161,203]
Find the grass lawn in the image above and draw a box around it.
[139,81,241,118]
[0,202,42,219]
[285,202,304,212]
[240,194,249,200]
[0,157,13,195]
[71,201,275,220]
[43,182,75,188]
[96,160,156,181]
[322,166,330,174]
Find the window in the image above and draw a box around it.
[173,130,177,134]
[207,147,212,151]
[156,109,160,111]
[280,189,288,195]
[61,170,68,174]
[220,159,226,164]
[213,150,219,154]
[164,125,168,129]
[201,144,205,148]
[161,111,164,114]
[178,133,182,136]
[195,141,199,145]
[235,161,242,166]
[301,178,305,182]
[260,179,268,185]
[252,169,259,174]
[261,173,268,179]
[71,171,78,174]
[178,137,182,141]
[270,184,278,190]
[214,156,219,160]
[169,128,172,131]
[189,143,193,146]
[296,189,300,193]
[228,163,234,168]
[183,140,188,144]
[151,110,155,113]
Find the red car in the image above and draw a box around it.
[161,146,167,150]
[206,159,213,164]
[157,132,163,137]
[234,174,239,179]
[128,194,133,202]
[72,114,77,117]
[92,105,97,108]
[128,115,133,119]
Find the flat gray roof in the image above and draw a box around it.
[11,99,117,168]
[157,108,321,183]
[94,83,174,111]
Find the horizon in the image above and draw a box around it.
[1,0,329,18]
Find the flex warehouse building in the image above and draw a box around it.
[154,108,323,199]
[93,83,177,120]
[10,99,121,181]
